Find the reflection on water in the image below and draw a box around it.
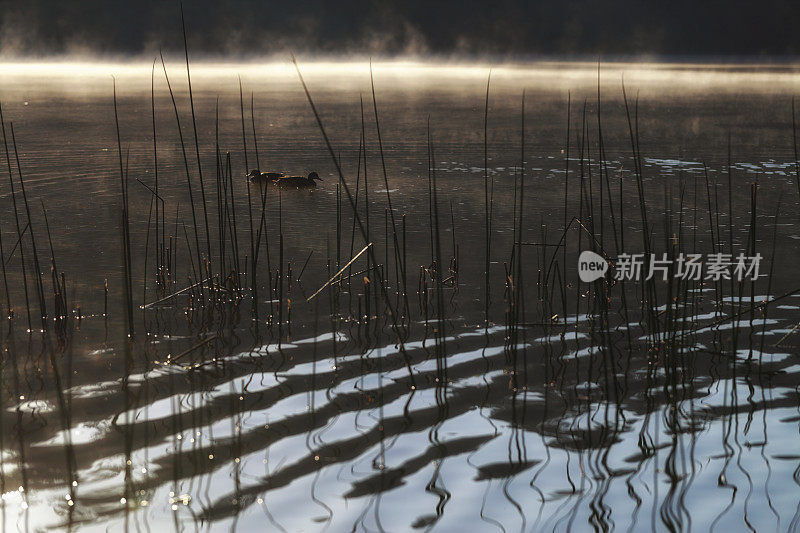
[0,61,798,531]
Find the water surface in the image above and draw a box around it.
[0,60,798,531]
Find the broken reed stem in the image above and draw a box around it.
[141,276,212,309]
[308,243,374,303]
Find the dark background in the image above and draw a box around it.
[0,0,797,59]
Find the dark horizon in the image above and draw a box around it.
[1,0,799,60]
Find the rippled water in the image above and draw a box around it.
[0,61,798,531]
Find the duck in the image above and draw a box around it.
[270,172,323,189]
[247,169,286,182]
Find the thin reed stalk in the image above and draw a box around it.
[0,103,31,331]
[292,56,416,385]
[160,52,204,300]
[180,4,212,270]
[113,79,134,337]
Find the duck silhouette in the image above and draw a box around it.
[247,169,285,182]
[270,172,323,189]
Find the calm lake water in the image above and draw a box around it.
[0,60,798,531]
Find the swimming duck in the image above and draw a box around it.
[270,172,323,189]
[247,169,285,182]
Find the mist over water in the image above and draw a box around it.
[3,1,800,57]
[0,60,798,531]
